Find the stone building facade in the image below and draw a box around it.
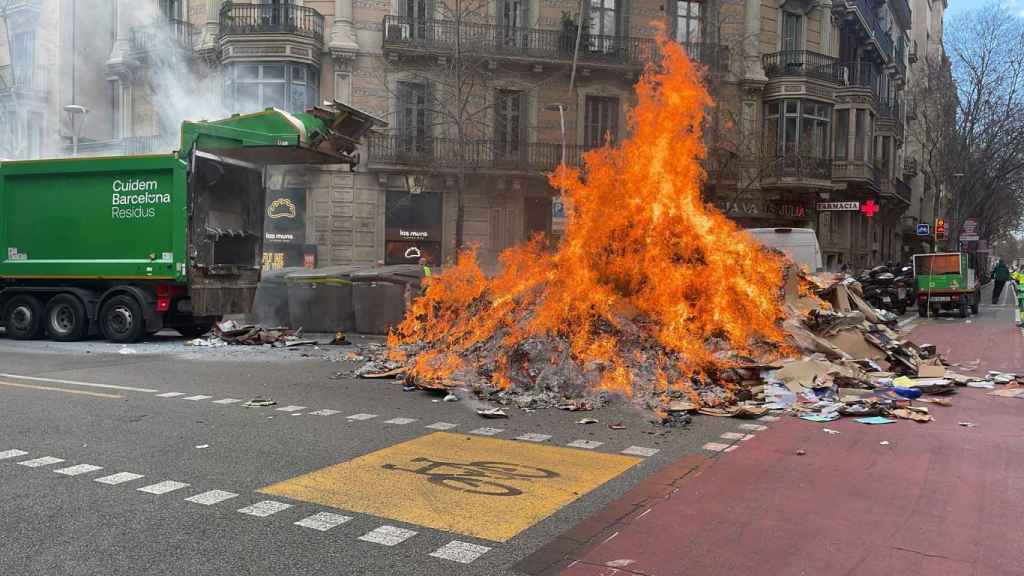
[1,0,921,272]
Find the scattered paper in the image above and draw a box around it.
[879,441,890,445]
[988,388,1024,398]
[476,407,508,419]
[855,416,896,425]
[822,428,841,435]
[798,412,840,422]
[577,418,599,424]
[966,381,996,389]
[958,421,978,428]
[195,444,209,449]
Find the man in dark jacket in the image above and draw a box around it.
[992,259,1011,304]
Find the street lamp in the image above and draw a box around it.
[63,104,89,157]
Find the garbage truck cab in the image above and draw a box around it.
[0,103,383,342]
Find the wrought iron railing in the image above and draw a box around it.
[878,96,901,121]
[220,2,325,42]
[130,18,195,54]
[381,15,692,70]
[840,61,880,95]
[893,177,911,204]
[763,154,833,180]
[762,50,844,83]
[367,133,596,172]
[880,175,911,204]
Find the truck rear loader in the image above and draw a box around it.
[0,103,380,342]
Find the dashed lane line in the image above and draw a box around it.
[181,395,213,401]
[137,480,190,495]
[308,409,340,416]
[347,413,378,421]
[566,440,603,450]
[702,442,730,452]
[468,427,503,436]
[0,373,158,393]
[185,490,240,506]
[358,525,418,546]
[294,512,353,532]
[94,472,145,485]
[54,464,103,476]
[429,541,492,564]
[18,456,65,468]
[425,422,458,430]
[621,446,659,457]
[238,500,293,518]
[738,424,768,432]
[0,449,29,460]
[156,392,187,398]
[384,417,418,425]
[720,432,746,440]
[516,433,552,443]
[0,381,123,399]
[211,398,244,404]
[276,405,307,412]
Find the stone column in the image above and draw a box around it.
[105,0,134,69]
[743,0,767,82]
[200,0,223,53]
[329,0,360,60]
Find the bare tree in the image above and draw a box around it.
[942,3,1024,242]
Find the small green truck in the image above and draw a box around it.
[913,252,981,318]
[0,103,380,342]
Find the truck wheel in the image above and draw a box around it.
[45,294,88,342]
[176,324,213,339]
[4,295,44,340]
[971,295,980,315]
[99,294,145,343]
[959,295,970,318]
[918,301,928,317]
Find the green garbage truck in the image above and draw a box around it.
[0,103,381,342]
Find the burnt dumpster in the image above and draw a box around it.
[249,267,302,326]
[351,265,424,335]
[284,265,363,332]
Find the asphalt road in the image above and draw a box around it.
[0,333,741,576]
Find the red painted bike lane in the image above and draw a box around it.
[537,309,1024,576]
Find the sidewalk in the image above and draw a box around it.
[532,305,1024,576]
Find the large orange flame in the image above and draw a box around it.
[389,35,786,401]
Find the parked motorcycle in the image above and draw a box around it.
[857,265,908,316]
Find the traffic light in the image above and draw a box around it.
[935,218,947,240]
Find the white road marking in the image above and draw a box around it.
[724,445,739,453]
[429,540,492,564]
[468,427,503,436]
[211,398,243,404]
[276,405,307,412]
[0,373,158,393]
[347,413,378,421]
[567,440,604,450]
[156,392,186,398]
[720,432,746,440]
[137,480,190,494]
[758,415,781,422]
[185,490,239,505]
[18,457,65,468]
[384,417,417,425]
[54,464,103,476]
[621,446,659,457]
[308,409,341,416]
[181,395,212,401]
[238,500,293,517]
[740,434,755,442]
[0,449,28,460]
[425,422,458,430]
[358,525,417,546]
[294,512,352,531]
[515,433,552,443]
[702,442,731,452]
[738,424,768,431]
[94,472,145,485]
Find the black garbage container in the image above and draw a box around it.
[250,267,301,326]
[284,265,363,332]
[350,265,425,335]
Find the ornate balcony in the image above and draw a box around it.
[880,175,911,205]
[367,133,595,174]
[762,50,844,83]
[130,18,196,56]
[380,16,728,73]
[833,159,880,191]
[761,154,834,187]
[220,3,325,41]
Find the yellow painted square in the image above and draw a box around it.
[259,432,640,541]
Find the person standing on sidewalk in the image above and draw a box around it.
[992,259,1011,304]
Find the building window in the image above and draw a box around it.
[396,81,429,152]
[588,0,619,53]
[224,63,319,114]
[673,0,702,44]
[835,110,849,160]
[495,89,525,158]
[498,0,528,46]
[763,99,831,157]
[584,95,619,147]
[781,12,802,52]
[12,31,35,88]
[160,0,185,19]
[854,109,866,161]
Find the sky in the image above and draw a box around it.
[945,0,1024,22]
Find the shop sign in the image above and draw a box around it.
[816,201,860,211]
[715,200,808,220]
[264,188,306,244]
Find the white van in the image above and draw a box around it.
[745,228,824,272]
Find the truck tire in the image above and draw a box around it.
[4,295,44,340]
[176,324,213,339]
[45,294,88,342]
[971,293,980,315]
[918,300,928,317]
[99,294,146,343]
[959,295,970,318]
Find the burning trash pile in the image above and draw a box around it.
[355,35,1017,422]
